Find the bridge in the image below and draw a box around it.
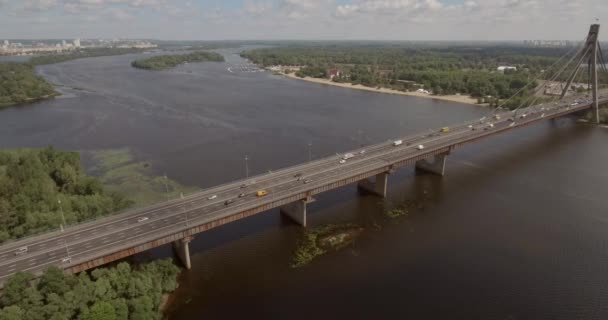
[0,25,606,287]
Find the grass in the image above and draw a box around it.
[88,148,198,207]
[291,223,363,268]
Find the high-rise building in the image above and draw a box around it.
[62,40,67,47]
[74,38,81,48]
[3,40,8,47]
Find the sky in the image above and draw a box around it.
[0,0,607,41]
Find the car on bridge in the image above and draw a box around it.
[256,190,268,197]
[224,199,235,205]
[303,179,312,184]
[238,193,246,198]
[339,159,346,164]
[14,247,28,256]
[61,257,71,264]
[416,145,424,150]
[207,195,218,200]
[342,153,355,160]
[392,140,403,146]
[441,127,450,133]
[137,217,149,223]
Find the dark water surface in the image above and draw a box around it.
[1,49,608,320]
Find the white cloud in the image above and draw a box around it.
[1,0,608,41]
[244,0,272,15]
[22,0,59,11]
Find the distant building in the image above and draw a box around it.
[327,68,341,79]
[61,40,67,47]
[3,40,8,47]
[497,66,517,73]
[74,38,81,48]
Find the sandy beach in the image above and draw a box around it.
[280,72,481,106]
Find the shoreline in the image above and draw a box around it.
[279,72,482,106]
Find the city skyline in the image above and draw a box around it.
[0,0,607,41]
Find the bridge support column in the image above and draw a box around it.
[416,153,448,176]
[280,198,312,227]
[173,236,193,270]
[358,172,389,197]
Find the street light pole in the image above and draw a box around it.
[163,174,169,200]
[63,239,71,258]
[58,199,66,232]
[308,142,312,161]
[245,155,249,178]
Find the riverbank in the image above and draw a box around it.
[0,63,59,109]
[279,72,481,106]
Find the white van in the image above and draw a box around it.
[14,247,28,256]
[342,153,354,160]
[393,140,403,146]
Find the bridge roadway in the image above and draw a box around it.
[0,94,606,285]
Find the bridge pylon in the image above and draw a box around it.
[560,24,602,124]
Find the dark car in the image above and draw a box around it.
[224,199,235,205]
[294,173,303,178]
[238,193,246,198]
[303,179,312,184]
[240,184,247,189]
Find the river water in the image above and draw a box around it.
[2,49,608,319]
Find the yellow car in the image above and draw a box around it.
[256,190,268,197]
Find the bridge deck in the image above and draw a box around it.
[0,94,606,286]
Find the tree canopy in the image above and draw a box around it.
[0,63,57,108]
[0,147,132,243]
[0,260,180,320]
[131,51,225,70]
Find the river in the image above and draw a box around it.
[1,49,608,319]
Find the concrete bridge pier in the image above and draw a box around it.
[280,197,313,227]
[173,236,193,269]
[358,172,389,197]
[416,153,448,176]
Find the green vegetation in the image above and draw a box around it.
[291,224,363,268]
[385,208,409,219]
[87,148,198,207]
[28,48,145,66]
[0,63,58,108]
[241,45,607,109]
[583,108,608,124]
[0,147,132,243]
[0,259,180,320]
[131,51,225,70]
[1,48,151,109]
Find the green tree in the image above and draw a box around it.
[0,306,24,320]
[82,302,116,320]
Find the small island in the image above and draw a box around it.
[131,51,224,70]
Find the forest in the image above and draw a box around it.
[242,44,608,109]
[28,48,145,66]
[131,51,224,70]
[0,147,132,243]
[0,259,180,320]
[0,63,57,108]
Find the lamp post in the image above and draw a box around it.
[58,199,66,232]
[308,142,312,161]
[63,239,71,259]
[245,155,249,178]
[163,174,169,200]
